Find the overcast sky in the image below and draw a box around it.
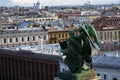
[0,0,120,6]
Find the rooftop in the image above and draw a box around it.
[93,55,120,69]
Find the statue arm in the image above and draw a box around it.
[61,48,70,55]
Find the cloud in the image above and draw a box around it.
[10,0,119,6]
[10,0,37,6]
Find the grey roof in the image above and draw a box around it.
[93,55,120,69]
[0,49,61,62]
[18,21,33,28]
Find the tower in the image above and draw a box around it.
[36,0,40,9]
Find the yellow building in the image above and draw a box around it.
[47,27,79,44]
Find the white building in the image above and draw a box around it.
[0,29,47,48]
[93,55,120,80]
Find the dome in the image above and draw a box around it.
[36,1,40,6]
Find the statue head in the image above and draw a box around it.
[69,30,75,37]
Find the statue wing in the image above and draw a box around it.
[80,25,95,48]
[85,24,100,49]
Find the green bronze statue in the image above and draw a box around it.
[60,24,100,73]
[61,30,84,73]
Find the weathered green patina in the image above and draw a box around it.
[60,24,100,73]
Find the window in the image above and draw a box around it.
[16,38,18,42]
[107,32,109,39]
[22,37,24,42]
[33,36,35,41]
[104,32,106,40]
[27,37,30,41]
[10,38,12,43]
[4,39,6,43]
[97,73,100,76]
[66,33,68,37]
[113,78,117,80]
[62,34,64,38]
[44,36,46,40]
[59,34,61,38]
[110,32,112,40]
[54,41,56,43]
[104,74,106,80]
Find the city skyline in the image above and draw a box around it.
[0,0,120,7]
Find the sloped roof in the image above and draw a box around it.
[93,55,120,69]
[18,21,32,28]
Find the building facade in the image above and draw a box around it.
[24,16,58,22]
[93,55,120,80]
[93,17,120,42]
[97,29,120,43]
[47,27,79,44]
[93,17,120,51]
[0,49,61,80]
[0,29,47,48]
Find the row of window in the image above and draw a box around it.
[26,17,57,22]
[34,18,57,22]
[98,31,120,41]
[0,36,47,44]
[97,73,118,80]
[50,32,79,39]
[0,30,42,34]
[107,21,120,25]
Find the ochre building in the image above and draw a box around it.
[47,27,79,44]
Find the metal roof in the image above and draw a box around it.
[93,55,120,69]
